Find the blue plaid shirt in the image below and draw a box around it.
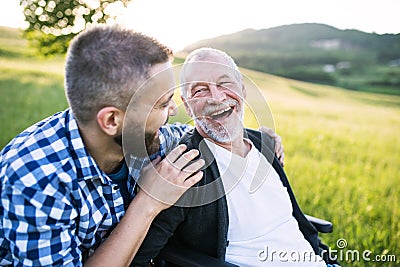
[0,109,191,266]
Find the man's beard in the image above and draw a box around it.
[144,117,169,156]
[196,99,244,143]
[119,128,160,158]
[145,131,160,156]
[114,134,123,147]
[121,117,167,157]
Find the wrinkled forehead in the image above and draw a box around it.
[183,60,239,83]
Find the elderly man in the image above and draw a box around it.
[0,25,283,266]
[132,48,338,266]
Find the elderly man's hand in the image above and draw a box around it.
[259,126,285,167]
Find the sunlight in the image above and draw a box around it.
[1,0,400,51]
[116,0,400,51]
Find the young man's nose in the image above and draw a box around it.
[168,99,178,116]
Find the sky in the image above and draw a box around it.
[1,0,399,51]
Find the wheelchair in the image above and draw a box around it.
[154,215,334,267]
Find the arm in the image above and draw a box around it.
[84,145,204,267]
[1,145,203,267]
[85,191,172,267]
[2,188,180,267]
[1,177,81,266]
[259,126,285,166]
[131,204,188,266]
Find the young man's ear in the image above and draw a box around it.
[96,107,124,136]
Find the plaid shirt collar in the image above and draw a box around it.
[65,110,108,183]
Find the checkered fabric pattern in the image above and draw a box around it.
[128,123,192,195]
[0,108,191,266]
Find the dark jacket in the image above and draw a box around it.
[132,128,324,266]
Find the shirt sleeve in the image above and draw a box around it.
[132,206,187,266]
[1,173,81,267]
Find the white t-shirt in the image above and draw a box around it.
[204,139,325,266]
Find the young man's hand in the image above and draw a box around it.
[138,144,204,211]
[259,126,285,166]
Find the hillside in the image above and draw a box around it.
[1,25,400,266]
[183,23,400,95]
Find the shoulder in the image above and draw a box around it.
[2,111,65,152]
[245,128,275,151]
[178,128,198,150]
[159,123,193,140]
[158,123,193,154]
[1,110,76,189]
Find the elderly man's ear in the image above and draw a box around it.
[242,84,247,99]
[96,107,125,136]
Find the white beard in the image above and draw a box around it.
[196,106,244,143]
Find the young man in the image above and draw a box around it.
[132,48,338,266]
[0,25,204,267]
[0,26,283,266]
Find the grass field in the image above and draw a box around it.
[1,26,399,266]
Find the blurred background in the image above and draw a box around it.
[0,1,399,266]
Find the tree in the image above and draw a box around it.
[20,0,131,56]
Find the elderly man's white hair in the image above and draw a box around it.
[180,47,243,98]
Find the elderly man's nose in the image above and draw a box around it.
[208,84,226,103]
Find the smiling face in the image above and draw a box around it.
[123,61,177,157]
[182,56,246,143]
[144,88,177,155]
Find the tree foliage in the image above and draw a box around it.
[20,0,131,56]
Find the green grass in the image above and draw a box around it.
[0,26,68,146]
[233,70,400,266]
[0,66,67,146]
[1,27,399,266]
